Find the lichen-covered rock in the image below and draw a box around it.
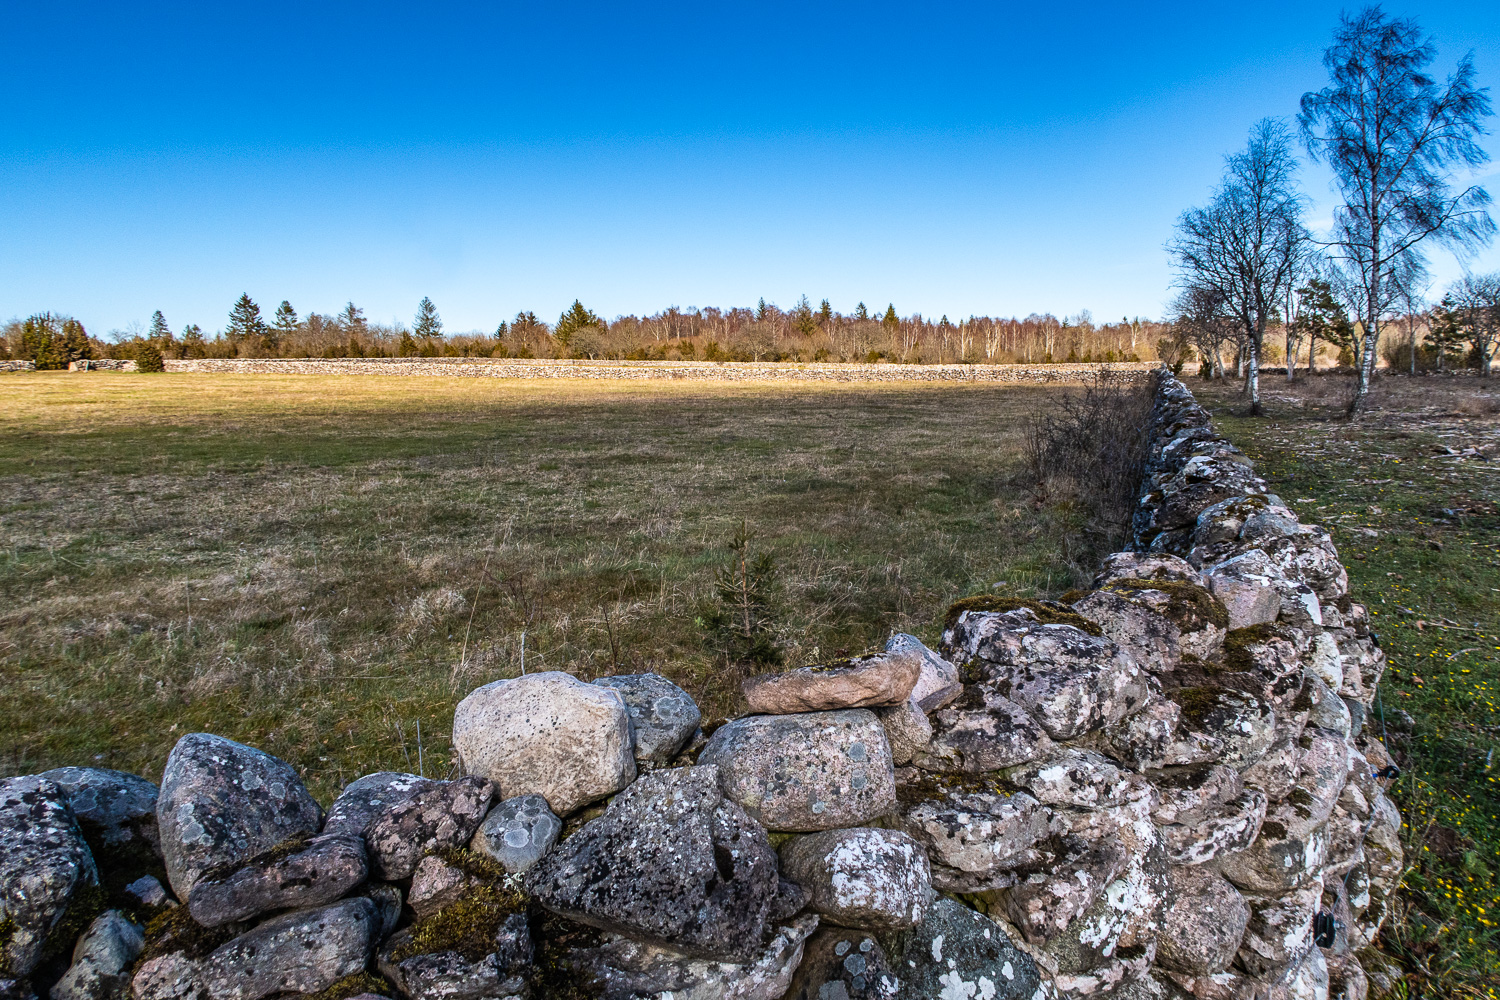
[1235,879,1323,978]
[1158,788,1267,866]
[124,875,171,908]
[156,734,323,899]
[698,710,897,831]
[1155,866,1247,976]
[1001,835,1129,944]
[187,832,367,927]
[201,897,380,1000]
[884,897,1042,1000]
[779,828,930,930]
[468,794,562,873]
[1148,763,1242,826]
[524,765,778,961]
[885,633,962,711]
[1104,700,1182,770]
[0,776,100,979]
[897,775,1058,893]
[572,915,818,1000]
[408,854,480,917]
[1219,795,1330,893]
[131,951,208,1000]
[379,910,531,1000]
[1072,588,1182,673]
[1094,552,1207,589]
[365,777,495,881]
[911,685,1052,773]
[453,671,635,816]
[945,607,1152,740]
[1202,551,1284,630]
[1098,578,1230,664]
[323,772,437,837]
[36,767,160,854]
[781,926,901,999]
[592,672,702,767]
[1161,686,1275,770]
[50,909,144,1000]
[743,650,922,714]
[877,698,933,766]
[1011,749,1156,811]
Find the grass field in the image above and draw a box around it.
[0,373,1100,801]
[1199,374,1500,993]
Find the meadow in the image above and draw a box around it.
[1200,373,1500,993]
[0,373,1095,801]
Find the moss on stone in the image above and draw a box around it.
[195,832,312,887]
[434,846,510,885]
[390,886,529,963]
[895,770,1017,808]
[942,596,1103,636]
[1169,686,1231,729]
[302,971,397,1000]
[1222,623,1295,673]
[1104,578,1229,631]
[137,902,242,965]
[0,915,16,977]
[1259,820,1287,841]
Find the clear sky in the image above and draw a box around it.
[4,1,1498,336]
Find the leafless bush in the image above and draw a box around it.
[1024,372,1155,559]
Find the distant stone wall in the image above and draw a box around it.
[0,370,1399,1000]
[0,360,36,372]
[155,357,1156,383]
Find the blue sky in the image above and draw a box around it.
[3,2,1498,336]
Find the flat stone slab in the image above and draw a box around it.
[742,650,922,714]
[187,832,368,927]
[698,710,897,832]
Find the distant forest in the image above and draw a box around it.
[4,294,1167,369]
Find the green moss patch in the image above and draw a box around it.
[1103,578,1229,631]
[942,596,1102,636]
[1222,623,1295,672]
[895,770,1018,808]
[390,886,528,963]
[137,904,242,965]
[301,971,397,1000]
[196,832,312,887]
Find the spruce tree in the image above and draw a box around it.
[227,294,265,344]
[882,304,899,330]
[818,299,833,325]
[554,300,601,346]
[274,301,299,335]
[181,324,205,358]
[61,319,91,364]
[855,302,869,321]
[149,310,171,341]
[414,297,443,339]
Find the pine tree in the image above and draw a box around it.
[19,314,65,369]
[414,297,443,339]
[855,302,869,321]
[227,294,265,344]
[882,305,899,330]
[182,324,205,358]
[61,319,92,364]
[792,295,817,336]
[274,301,299,335]
[756,298,769,322]
[554,300,601,345]
[398,329,419,357]
[340,302,367,333]
[818,299,833,325]
[149,311,171,341]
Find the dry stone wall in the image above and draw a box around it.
[0,371,1399,1000]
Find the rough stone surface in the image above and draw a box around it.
[569,915,817,1000]
[1158,788,1268,866]
[945,607,1152,740]
[743,650,922,714]
[897,777,1058,892]
[592,672,702,767]
[1072,588,1182,673]
[782,926,901,999]
[36,767,160,853]
[187,832,368,927]
[886,896,1043,1000]
[1203,551,1285,630]
[201,897,379,1000]
[0,776,101,978]
[323,772,437,837]
[453,671,636,815]
[877,698,933,766]
[779,828,931,930]
[378,910,531,1000]
[1161,686,1275,770]
[468,794,562,873]
[407,854,478,917]
[1155,866,1248,976]
[524,765,779,961]
[1149,763,1242,826]
[131,952,208,1000]
[698,710,897,832]
[1236,880,1323,978]
[885,633,963,711]
[155,734,323,899]
[911,685,1052,773]
[50,909,144,1000]
[124,875,171,908]
[1094,552,1207,589]
[364,776,495,880]
[1011,749,1156,810]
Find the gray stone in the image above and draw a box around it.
[524,765,779,961]
[876,698,932,766]
[378,911,531,1000]
[884,633,962,711]
[1158,789,1267,866]
[0,776,100,978]
[1236,879,1323,977]
[408,854,480,917]
[910,685,1052,773]
[779,828,930,930]
[1148,763,1242,826]
[37,767,160,854]
[699,710,897,832]
[1202,551,1284,630]
[453,671,635,816]
[885,897,1042,1000]
[781,926,901,1000]
[365,776,495,880]
[468,794,562,873]
[323,771,437,837]
[592,672,702,766]
[897,777,1058,893]
[1094,551,1207,589]
[1072,588,1182,673]
[131,952,207,1000]
[155,734,323,899]
[1010,749,1156,811]
[50,909,144,1000]
[201,897,379,1000]
[1104,699,1182,770]
[1219,795,1330,893]
[743,650,922,714]
[945,607,1152,740]
[124,875,171,908]
[1161,686,1275,770]
[1155,866,1248,976]
[568,915,818,1000]
[1000,835,1130,944]
[187,832,368,927]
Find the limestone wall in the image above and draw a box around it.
[0,371,1399,1000]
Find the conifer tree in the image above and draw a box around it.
[554,300,601,345]
[61,319,92,363]
[818,299,833,325]
[149,311,171,341]
[182,324,205,358]
[414,297,443,339]
[227,294,265,344]
[882,304,899,330]
[855,302,869,321]
[274,301,299,336]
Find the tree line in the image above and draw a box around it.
[3,293,1173,370]
[1167,5,1497,417]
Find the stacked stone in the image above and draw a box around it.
[0,371,1399,1000]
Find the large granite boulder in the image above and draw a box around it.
[453,671,635,815]
[201,897,380,1000]
[365,776,495,880]
[155,734,323,899]
[36,767,160,855]
[743,650,922,714]
[779,828,930,930]
[592,672,702,767]
[524,765,779,961]
[186,832,368,927]
[468,794,562,873]
[698,710,897,831]
[944,606,1151,740]
[0,776,101,979]
[322,771,437,837]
